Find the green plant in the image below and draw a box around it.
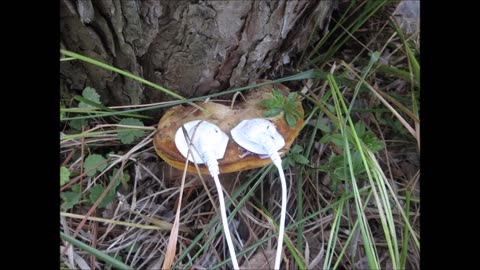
[60,184,81,210]
[60,166,70,186]
[282,144,310,168]
[261,89,302,127]
[89,169,130,208]
[117,118,145,144]
[78,87,101,108]
[60,232,133,269]
[84,154,108,177]
[60,168,130,210]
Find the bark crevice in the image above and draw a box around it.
[61,0,335,119]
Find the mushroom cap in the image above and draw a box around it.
[230,118,285,155]
[175,120,229,163]
[153,80,304,174]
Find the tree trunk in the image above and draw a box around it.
[60,0,335,117]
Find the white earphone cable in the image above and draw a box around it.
[263,139,287,270]
[204,150,240,270]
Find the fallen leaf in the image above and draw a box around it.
[240,249,276,270]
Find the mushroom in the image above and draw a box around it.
[153,80,303,270]
[153,80,304,174]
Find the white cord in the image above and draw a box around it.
[176,121,239,269]
[263,139,287,270]
[274,161,287,270]
[204,151,240,270]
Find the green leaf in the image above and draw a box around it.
[89,184,115,208]
[260,99,278,109]
[285,101,301,109]
[71,183,81,193]
[61,191,81,210]
[79,87,101,108]
[272,89,285,102]
[319,134,331,144]
[292,154,309,165]
[361,131,385,153]
[109,169,127,188]
[124,243,140,253]
[290,144,304,154]
[264,108,283,118]
[282,157,295,168]
[75,96,105,110]
[89,170,124,208]
[315,121,331,133]
[117,118,145,144]
[69,118,88,130]
[60,167,71,186]
[288,107,303,118]
[84,154,107,177]
[285,112,297,127]
[287,92,298,103]
[328,134,345,148]
[354,121,366,137]
[333,167,349,181]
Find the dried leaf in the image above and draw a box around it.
[240,249,276,270]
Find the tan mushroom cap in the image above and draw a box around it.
[153,80,304,174]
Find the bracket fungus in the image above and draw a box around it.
[153,80,304,174]
[154,80,303,270]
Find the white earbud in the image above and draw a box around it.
[175,120,239,269]
[231,118,287,270]
[231,118,285,166]
[175,120,229,175]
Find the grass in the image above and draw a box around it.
[60,1,420,269]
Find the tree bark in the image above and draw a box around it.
[60,0,335,116]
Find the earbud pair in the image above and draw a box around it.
[175,118,285,166]
[174,118,287,270]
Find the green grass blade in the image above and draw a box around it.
[60,231,133,269]
[209,186,372,270]
[174,166,271,269]
[330,71,410,268]
[72,96,150,119]
[301,1,387,69]
[62,69,321,121]
[60,57,76,62]
[390,18,419,84]
[60,49,209,114]
[377,64,414,83]
[299,1,356,67]
[61,130,115,140]
[329,73,380,269]
[323,193,346,269]
[250,196,307,269]
[332,190,374,270]
[346,51,380,120]
[296,160,305,256]
[401,191,411,269]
